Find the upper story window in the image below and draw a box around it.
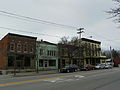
[40,49,44,55]
[30,44,34,53]
[47,50,50,56]
[54,51,56,56]
[47,50,56,56]
[10,40,15,51]
[17,41,21,52]
[24,42,28,52]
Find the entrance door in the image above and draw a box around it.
[44,60,48,68]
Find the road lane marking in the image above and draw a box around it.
[0,74,85,87]
[74,75,85,78]
[43,75,85,83]
[43,78,63,82]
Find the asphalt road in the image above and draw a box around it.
[0,68,120,90]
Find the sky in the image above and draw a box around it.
[0,0,119,50]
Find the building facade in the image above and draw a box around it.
[36,41,58,70]
[58,44,80,69]
[0,33,37,70]
[81,38,106,65]
[58,38,106,68]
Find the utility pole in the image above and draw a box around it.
[110,46,113,68]
[77,28,84,40]
[77,28,84,67]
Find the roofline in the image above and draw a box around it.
[81,38,101,44]
[37,41,57,46]
[7,33,37,39]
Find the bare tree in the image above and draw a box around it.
[70,36,79,45]
[59,36,69,44]
[102,49,120,58]
[107,0,120,23]
[58,36,84,66]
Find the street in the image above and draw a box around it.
[0,68,120,90]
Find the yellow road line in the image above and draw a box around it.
[0,74,75,87]
[0,70,109,87]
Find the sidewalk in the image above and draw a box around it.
[0,67,119,78]
[14,70,59,77]
[0,70,59,78]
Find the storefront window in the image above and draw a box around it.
[49,60,56,66]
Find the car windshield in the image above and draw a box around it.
[65,65,70,68]
[96,64,101,66]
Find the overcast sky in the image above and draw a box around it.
[0,0,119,50]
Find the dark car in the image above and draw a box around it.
[59,64,78,73]
[80,64,95,71]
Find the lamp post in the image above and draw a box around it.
[77,28,84,67]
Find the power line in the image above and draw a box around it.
[0,26,61,38]
[0,10,119,47]
[0,26,119,49]
[85,29,120,48]
[0,10,77,29]
[86,30,117,41]
[0,26,119,45]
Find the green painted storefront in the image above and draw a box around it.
[36,41,58,70]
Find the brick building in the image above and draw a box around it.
[113,58,120,67]
[0,33,37,70]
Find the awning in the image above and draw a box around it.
[84,56,107,59]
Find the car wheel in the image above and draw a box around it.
[58,69,61,73]
[67,70,70,73]
[74,69,77,72]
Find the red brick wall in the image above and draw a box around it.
[0,34,36,69]
[0,54,7,69]
[113,58,120,64]
[8,36,36,54]
[0,35,9,69]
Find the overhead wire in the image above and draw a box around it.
[0,26,61,38]
[0,10,120,47]
[0,10,77,29]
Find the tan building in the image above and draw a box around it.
[80,38,106,65]
[58,38,106,69]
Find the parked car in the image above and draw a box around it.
[104,64,112,69]
[100,64,106,69]
[59,64,78,73]
[95,64,101,69]
[80,64,95,71]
